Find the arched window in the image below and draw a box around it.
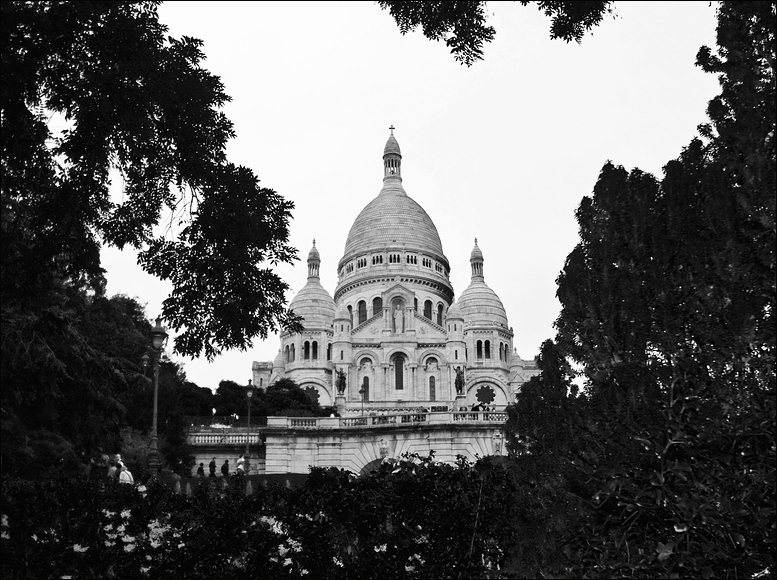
[485,340,491,359]
[361,377,370,402]
[358,300,367,324]
[429,376,436,401]
[498,343,503,361]
[312,341,318,360]
[327,343,332,361]
[476,340,483,359]
[284,345,289,363]
[414,298,418,311]
[304,341,310,360]
[423,300,432,319]
[392,354,405,390]
[372,297,383,316]
[290,344,296,362]
[436,304,443,326]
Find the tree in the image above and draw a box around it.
[506,339,576,456]
[1,1,302,362]
[378,1,614,66]
[262,378,324,417]
[522,3,776,576]
[1,291,150,477]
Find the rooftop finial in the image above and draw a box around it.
[389,124,395,135]
[474,237,478,245]
[312,238,316,247]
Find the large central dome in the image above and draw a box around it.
[339,132,447,267]
[342,191,445,260]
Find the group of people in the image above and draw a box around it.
[196,454,249,478]
[458,403,498,419]
[105,454,134,485]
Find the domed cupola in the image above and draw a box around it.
[458,239,509,328]
[446,300,463,321]
[273,349,285,370]
[288,240,335,330]
[336,128,453,301]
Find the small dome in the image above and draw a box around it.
[383,134,401,157]
[446,301,463,320]
[457,281,508,328]
[288,278,335,330]
[273,349,285,369]
[308,240,320,262]
[334,302,351,321]
[470,239,483,262]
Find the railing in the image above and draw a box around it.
[187,412,507,441]
[454,411,508,422]
[186,416,268,432]
[189,433,264,446]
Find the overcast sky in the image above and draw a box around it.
[101,1,722,392]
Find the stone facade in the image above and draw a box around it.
[252,131,537,415]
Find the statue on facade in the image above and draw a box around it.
[336,370,346,394]
[455,367,465,395]
[393,303,404,333]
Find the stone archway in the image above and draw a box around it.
[359,457,384,475]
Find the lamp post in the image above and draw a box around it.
[144,317,168,475]
[358,386,365,418]
[245,379,255,474]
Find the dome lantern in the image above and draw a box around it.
[470,238,484,281]
[307,239,320,279]
[383,125,402,181]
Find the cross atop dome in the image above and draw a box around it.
[389,124,395,135]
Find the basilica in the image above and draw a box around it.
[252,131,537,415]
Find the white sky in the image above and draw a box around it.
[101,1,721,392]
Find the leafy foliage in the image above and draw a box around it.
[378,0,613,65]
[212,378,324,418]
[0,455,582,579]
[1,1,302,360]
[507,2,776,577]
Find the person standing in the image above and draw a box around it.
[221,459,229,477]
[196,463,205,478]
[106,458,118,480]
[118,462,134,485]
[209,457,217,477]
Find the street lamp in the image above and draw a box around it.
[144,316,168,475]
[358,385,365,419]
[245,379,255,474]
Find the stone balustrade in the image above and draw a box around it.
[188,411,506,444]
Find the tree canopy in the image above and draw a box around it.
[1,1,302,361]
[507,2,775,576]
[378,1,614,65]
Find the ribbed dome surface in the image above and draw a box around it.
[446,300,463,320]
[288,279,335,329]
[334,302,350,320]
[457,281,508,328]
[384,134,401,156]
[342,190,445,260]
[273,349,285,369]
